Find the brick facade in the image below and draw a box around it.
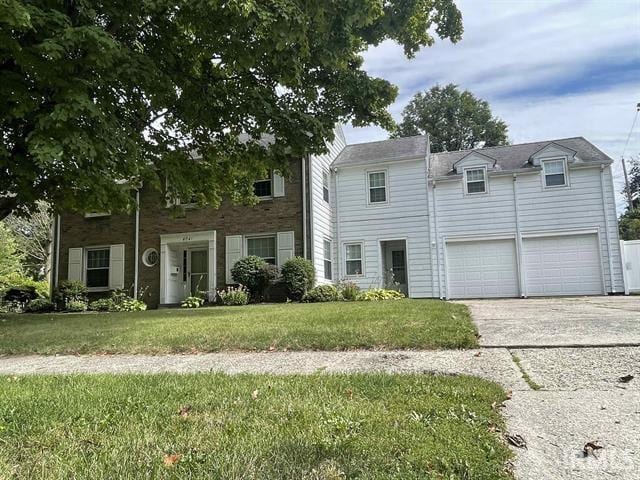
[57,158,307,308]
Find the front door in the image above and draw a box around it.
[391,249,408,295]
[188,249,208,296]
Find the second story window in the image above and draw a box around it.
[368,171,387,204]
[542,159,567,187]
[322,170,330,203]
[253,177,272,198]
[464,167,487,194]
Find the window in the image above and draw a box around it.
[254,177,272,198]
[84,212,110,218]
[542,159,567,187]
[368,171,387,204]
[142,248,159,267]
[323,239,332,280]
[85,248,110,288]
[322,171,330,203]
[464,167,487,194]
[247,236,277,264]
[345,243,363,276]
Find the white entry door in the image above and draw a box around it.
[523,233,603,296]
[446,239,519,298]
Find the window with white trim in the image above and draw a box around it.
[247,235,276,264]
[322,170,330,203]
[253,176,272,198]
[368,171,387,204]
[542,159,567,187]
[85,248,110,288]
[323,239,332,280]
[464,167,487,194]
[345,243,363,276]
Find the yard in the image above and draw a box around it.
[0,299,476,354]
[0,373,511,479]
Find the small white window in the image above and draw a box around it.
[247,235,277,264]
[322,171,330,203]
[542,159,567,187]
[345,243,363,276]
[323,239,332,280]
[142,248,159,267]
[464,167,487,194]
[368,171,387,204]
[85,248,110,288]
[253,176,272,198]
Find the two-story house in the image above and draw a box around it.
[50,127,624,306]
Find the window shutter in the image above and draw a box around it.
[68,248,83,282]
[225,235,243,283]
[277,231,295,266]
[273,171,285,197]
[109,244,125,290]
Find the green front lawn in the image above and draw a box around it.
[0,299,476,354]
[0,373,511,479]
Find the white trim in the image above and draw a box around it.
[254,176,273,200]
[541,157,569,189]
[521,228,598,239]
[302,156,307,259]
[366,169,389,206]
[160,230,217,245]
[445,232,516,242]
[621,240,630,295]
[463,165,488,195]
[378,237,410,295]
[84,245,111,292]
[432,181,442,298]
[322,169,330,203]
[343,241,365,277]
[322,237,333,280]
[512,174,525,297]
[600,165,615,293]
[54,215,61,288]
[245,233,277,264]
[84,212,111,218]
[142,248,159,267]
[134,190,140,299]
[442,236,450,299]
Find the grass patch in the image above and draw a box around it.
[0,299,476,354]
[510,352,542,390]
[0,373,511,479]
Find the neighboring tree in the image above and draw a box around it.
[0,0,463,219]
[394,84,508,152]
[0,222,22,277]
[4,201,52,279]
[619,208,640,241]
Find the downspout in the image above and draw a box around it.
[133,189,140,299]
[334,166,341,280]
[512,173,525,297]
[423,136,434,298]
[432,180,442,299]
[54,214,61,288]
[600,165,616,293]
[302,155,308,259]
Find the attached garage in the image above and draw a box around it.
[446,238,519,298]
[522,233,603,296]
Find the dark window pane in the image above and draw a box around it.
[87,249,109,268]
[323,186,329,203]
[369,187,386,203]
[545,173,565,186]
[346,260,362,276]
[86,268,109,288]
[467,181,486,193]
[254,180,272,197]
[324,260,332,280]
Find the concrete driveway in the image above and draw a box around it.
[461,296,640,347]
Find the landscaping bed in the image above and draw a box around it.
[0,373,511,479]
[0,299,477,354]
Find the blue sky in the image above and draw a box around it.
[343,0,640,212]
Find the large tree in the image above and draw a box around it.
[0,0,463,218]
[620,156,640,240]
[0,222,22,277]
[394,83,508,152]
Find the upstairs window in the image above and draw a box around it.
[542,159,567,187]
[247,235,276,264]
[323,239,332,280]
[253,177,272,198]
[464,167,487,194]
[85,248,110,288]
[368,171,387,204]
[322,170,330,203]
[345,243,363,276]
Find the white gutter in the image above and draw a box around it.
[133,189,140,299]
[334,166,341,280]
[600,165,616,293]
[512,173,526,297]
[54,214,61,288]
[302,155,308,259]
[432,180,443,299]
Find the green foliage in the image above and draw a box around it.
[619,208,640,240]
[181,296,205,309]
[357,289,406,301]
[0,273,49,308]
[88,298,114,312]
[54,280,88,309]
[217,285,250,306]
[303,285,341,303]
[231,256,277,301]
[65,300,87,312]
[394,84,508,152]
[0,0,462,218]
[110,290,147,312]
[0,223,22,276]
[339,281,361,301]
[24,298,55,313]
[280,257,316,301]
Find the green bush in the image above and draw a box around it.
[54,280,88,309]
[88,298,114,312]
[303,285,341,303]
[357,288,405,301]
[181,296,204,308]
[24,298,55,313]
[280,257,315,301]
[110,290,147,312]
[217,285,249,306]
[0,273,49,305]
[66,299,87,312]
[231,256,278,301]
[339,281,360,301]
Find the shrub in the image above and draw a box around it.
[280,257,315,301]
[66,299,87,312]
[0,273,49,306]
[24,298,55,313]
[357,288,405,301]
[217,285,249,306]
[339,281,360,301]
[110,290,147,312]
[88,298,114,312]
[54,280,88,309]
[303,285,341,303]
[231,256,278,301]
[181,296,204,308]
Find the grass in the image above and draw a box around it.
[0,373,511,479]
[510,352,542,390]
[0,299,477,355]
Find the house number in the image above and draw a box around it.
[182,236,192,241]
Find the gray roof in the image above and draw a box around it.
[430,137,613,177]
[332,135,428,167]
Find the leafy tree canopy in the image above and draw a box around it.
[0,0,463,218]
[393,83,508,152]
[619,208,640,241]
[0,222,23,276]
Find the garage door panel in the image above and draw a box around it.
[523,234,603,296]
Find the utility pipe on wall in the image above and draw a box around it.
[133,189,140,299]
[600,165,616,293]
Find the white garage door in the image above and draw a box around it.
[523,234,603,296]
[447,239,519,298]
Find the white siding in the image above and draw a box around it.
[335,158,433,297]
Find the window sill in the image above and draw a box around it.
[86,287,110,293]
